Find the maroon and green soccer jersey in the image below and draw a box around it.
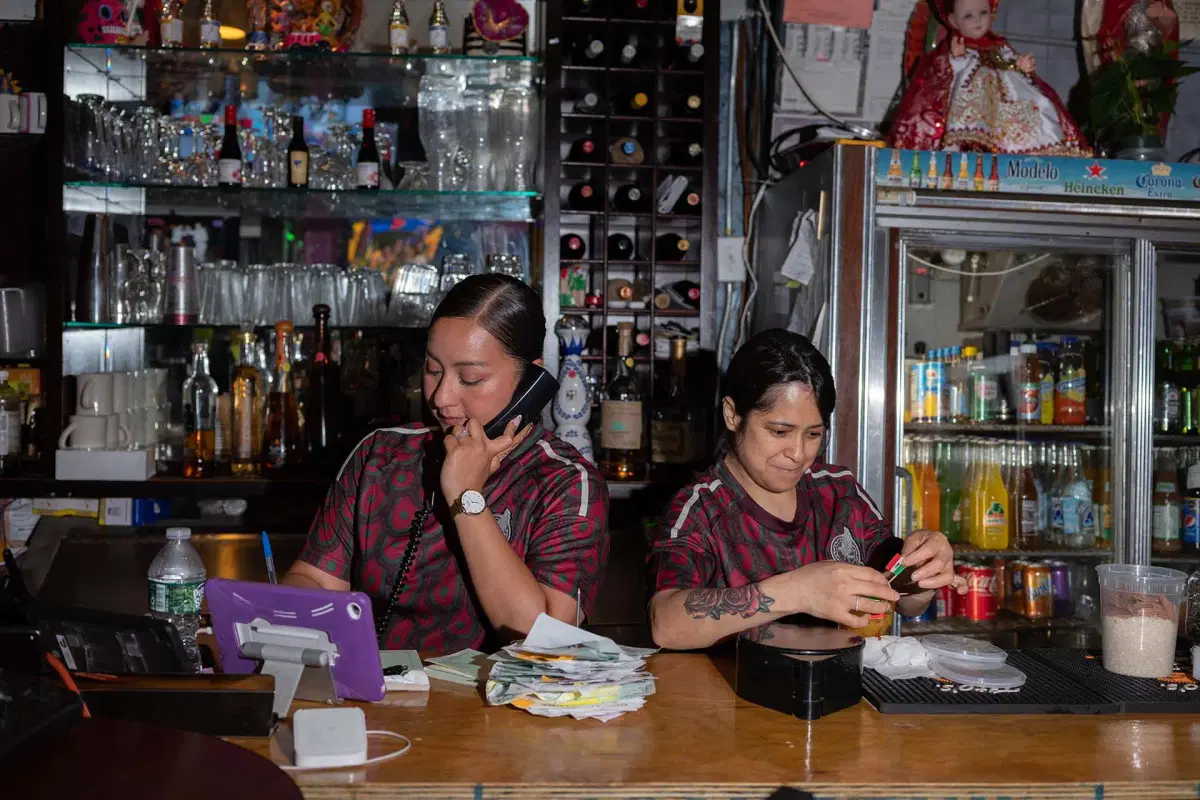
[647,458,892,592]
[299,424,609,654]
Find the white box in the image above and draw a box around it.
[0,0,37,21]
[55,448,155,481]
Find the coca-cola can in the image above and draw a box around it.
[936,584,956,618]
[963,563,998,621]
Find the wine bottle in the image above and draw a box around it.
[356,108,380,190]
[655,233,691,261]
[264,321,302,474]
[429,0,451,54]
[673,187,701,215]
[231,331,263,478]
[617,0,653,17]
[199,0,221,49]
[666,140,702,166]
[217,105,242,189]
[568,136,600,162]
[571,34,606,64]
[599,322,646,482]
[671,43,704,69]
[616,33,640,67]
[678,94,703,117]
[287,116,309,189]
[561,234,587,260]
[612,184,650,213]
[651,336,698,481]
[571,0,600,15]
[607,233,635,261]
[389,0,410,55]
[567,181,602,211]
[616,91,650,115]
[306,304,341,463]
[574,92,601,114]
[609,135,646,165]
[654,280,701,310]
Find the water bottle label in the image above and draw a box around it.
[1184,498,1200,545]
[149,579,205,615]
[1050,497,1064,529]
[1062,497,1080,535]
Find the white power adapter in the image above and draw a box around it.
[293,707,368,769]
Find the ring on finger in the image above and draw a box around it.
[854,596,860,613]
[454,429,470,440]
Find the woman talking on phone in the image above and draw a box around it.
[285,274,609,653]
[647,329,964,649]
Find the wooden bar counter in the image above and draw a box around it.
[226,654,1200,800]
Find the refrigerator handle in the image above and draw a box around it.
[891,466,914,637]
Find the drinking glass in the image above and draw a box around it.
[419,67,466,191]
[499,87,538,192]
[460,89,492,192]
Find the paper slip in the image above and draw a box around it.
[381,650,429,692]
[424,649,488,685]
[485,614,658,722]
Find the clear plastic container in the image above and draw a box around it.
[921,634,1008,666]
[930,658,1028,689]
[1096,564,1187,678]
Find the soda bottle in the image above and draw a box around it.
[905,439,924,531]
[1055,337,1087,426]
[148,527,207,672]
[920,440,941,532]
[1093,445,1113,548]
[1038,343,1057,425]
[1033,441,1051,534]
[1011,442,1042,550]
[1061,445,1096,549]
[948,347,969,423]
[978,443,1009,549]
[1015,342,1041,424]
[937,440,963,542]
[1155,340,1181,434]
[1048,443,1067,546]
[1152,448,1183,555]
[1183,459,1200,553]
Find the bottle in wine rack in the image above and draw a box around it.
[561,234,587,260]
[570,34,606,64]
[616,0,653,17]
[570,0,600,15]
[654,280,701,311]
[615,33,642,67]
[574,92,602,114]
[567,180,603,211]
[356,108,380,190]
[608,233,636,261]
[287,116,309,188]
[673,186,701,215]
[655,233,691,261]
[609,134,646,165]
[612,183,650,213]
[670,42,705,70]
[568,136,601,162]
[217,105,242,189]
[666,140,703,166]
[678,94,703,117]
[616,91,651,116]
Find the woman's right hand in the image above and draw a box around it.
[784,561,901,629]
[950,35,966,58]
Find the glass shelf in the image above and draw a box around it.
[64,43,539,101]
[63,182,541,221]
[905,422,1111,441]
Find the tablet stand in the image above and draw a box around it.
[234,618,341,719]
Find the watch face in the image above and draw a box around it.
[461,490,486,515]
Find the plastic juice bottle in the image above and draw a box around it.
[1055,337,1087,425]
[920,440,941,532]
[937,440,963,542]
[979,443,1010,549]
[904,439,924,531]
[1038,343,1057,425]
[1016,342,1041,425]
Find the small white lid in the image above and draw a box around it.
[166,527,192,540]
[921,634,1008,666]
[931,658,1027,689]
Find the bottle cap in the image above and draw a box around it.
[632,92,648,108]
[166,527,192,541]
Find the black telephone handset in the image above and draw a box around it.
[482,364,560,439]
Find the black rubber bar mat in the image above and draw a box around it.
[1027,648,1200,713]
[863,651,1117,714]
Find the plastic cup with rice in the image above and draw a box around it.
[1096,564,1186,678]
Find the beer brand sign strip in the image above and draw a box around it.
[876,148,1200,202]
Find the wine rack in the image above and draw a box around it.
[548,0,720,487]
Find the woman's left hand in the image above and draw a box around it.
[900,530,967,594]
[440,416,525,505]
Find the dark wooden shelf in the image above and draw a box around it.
[0,476,332,500]
[903,613,1095,636]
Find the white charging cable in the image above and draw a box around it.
[276,731,412,772]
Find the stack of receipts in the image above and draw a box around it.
[485,614,656,722]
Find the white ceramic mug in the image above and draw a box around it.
[112,371,133,412]
[76,372,115,415]
[19,92,46,134]
[119,408,144,449]
[148,367,168,408]
[0,94,20,134]
[59,414,128,450]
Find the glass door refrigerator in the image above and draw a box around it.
[754,143,1200,648]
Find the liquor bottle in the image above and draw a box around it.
[1155,340,1181,434]
[608,233,635,260]
[356,108,380,190]
[671,42,704,69]
[0,373,20,477]
[617,92,650,115]
[609,134,646,165]
[655,233,691,261]
[287,116,309,188]
[571,34,606,64]
[567,136,600,162]
[574,92,601,114]
[159,0,183,47]
[600,322,646,481]
[666,141,702,166]
[231,332,264,478]
[678,94,702,117]
[651,337,696,482]
[429,0,451,54]
[306,304,341,463]
[389,0,410,54]
[217,105,242,189]
[567,180,602,211]
[199,0,221,49]
[673,186,701,215]
[616,33,641,67]
[561,234,587,260]
[264,321,302,474]
[183,342,218,479]
[612,184,650,213]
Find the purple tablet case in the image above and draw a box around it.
[205,578,386,702]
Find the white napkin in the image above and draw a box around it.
[862,635,937,680]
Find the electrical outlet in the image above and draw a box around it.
[717,236,746,282]
[908,265,933,307]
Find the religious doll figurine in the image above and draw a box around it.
[888,0,1092,156]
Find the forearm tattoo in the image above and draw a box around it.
[684,585,775,621]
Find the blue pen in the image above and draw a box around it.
[261,530,278,585]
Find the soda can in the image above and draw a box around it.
[935,584,956,618]
[1008,560,1028,616]
[1047,561,1073,618]
[909,362,927,422]
[902,603,937,623]
[1023,562,1054,619]
[993,558,1008,612]
[962,563,998,621]
[922,361,946,423]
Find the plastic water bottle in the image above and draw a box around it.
[148,527,207,672]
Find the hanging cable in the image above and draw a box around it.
[907,251,1054,277]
